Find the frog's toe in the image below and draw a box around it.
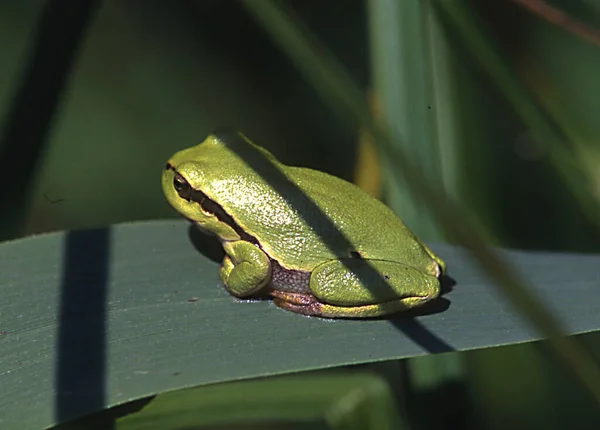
[270,290,316,305]
[434,261,444,277]
[219,256,234,281]
[273,298,322,317]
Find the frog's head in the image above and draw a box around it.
[162,136,241,241]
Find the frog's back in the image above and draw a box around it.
[198,131,432,271]
[216,165,430,271]
[280,166,431,267]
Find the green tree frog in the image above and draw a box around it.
[162,129,446,318]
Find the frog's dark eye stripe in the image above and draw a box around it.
[196,194,221,215]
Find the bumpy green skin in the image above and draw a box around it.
[162,130,446,318]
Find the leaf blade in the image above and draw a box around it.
[0,220,599,429]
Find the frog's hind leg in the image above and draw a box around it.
[270,258,440,318]
[271,291,425,319]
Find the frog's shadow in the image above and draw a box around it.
[440,274,456,296]
[187,224,457,312]
[188,224,225,263]
[187,225,272,301]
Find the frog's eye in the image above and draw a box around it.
[173,174,191,198]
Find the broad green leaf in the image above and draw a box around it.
[0,220,599,429]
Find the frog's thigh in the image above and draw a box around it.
[220,240,271,297]
[310,258,440,307]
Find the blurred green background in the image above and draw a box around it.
[2,0,599,429]
[2,0,366,235]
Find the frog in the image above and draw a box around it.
[162,128,446,318]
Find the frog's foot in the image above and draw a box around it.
[270,290,429,319]
[220,240,271,298]
[270,290,323,316]
[270,290,316,305]
[420,243,447,276]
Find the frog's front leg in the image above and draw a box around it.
[220,240,272,297]
[273,259,440,318]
